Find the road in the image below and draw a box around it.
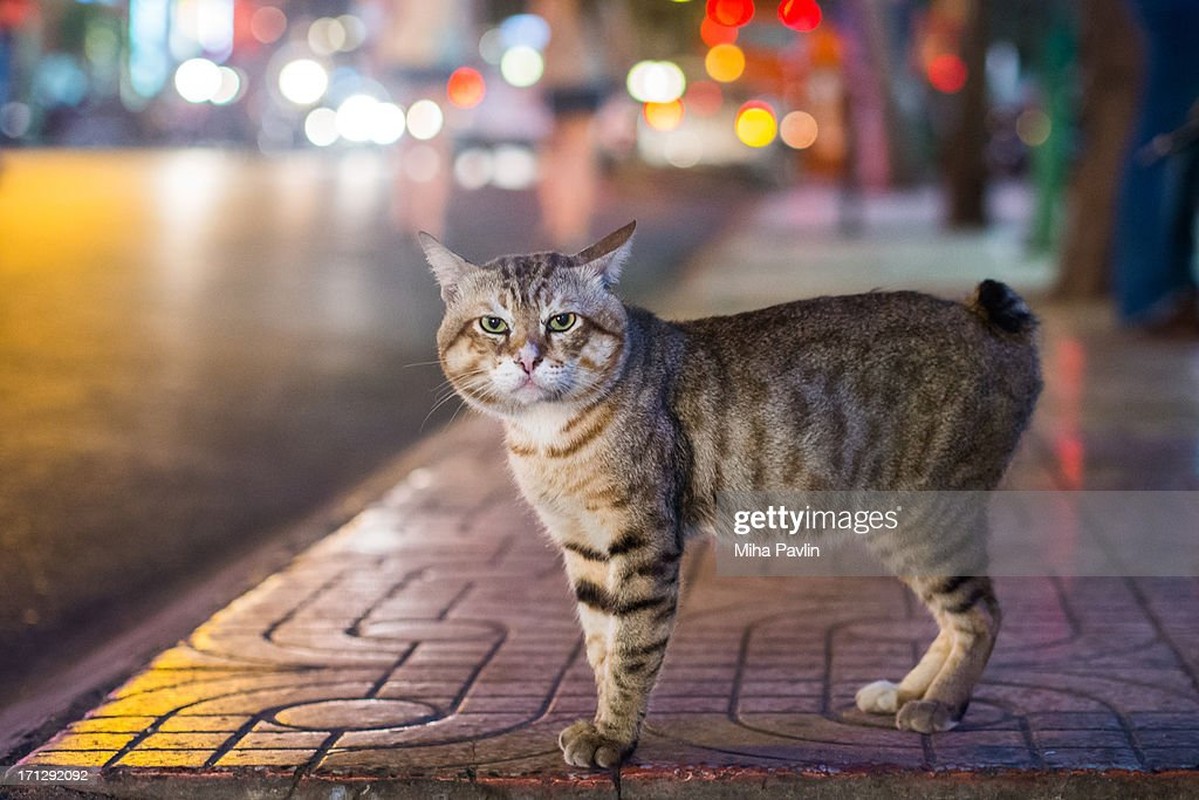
[0,149,747,700]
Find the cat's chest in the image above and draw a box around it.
[504,407,622,509]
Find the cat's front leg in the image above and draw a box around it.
[558,525,683,768]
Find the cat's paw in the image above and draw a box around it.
[896,699,958,733]
[558,720,633,769]
[855,680,900,714]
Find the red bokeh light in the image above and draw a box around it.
[700,17,739,47]
[446,67,486,109]
[778,0,822,32]
[0,0,34,29]
[685,80,724,117]
[706,0,755,29]
[927,53,967,93]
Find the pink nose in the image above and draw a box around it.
[517,349,542,374]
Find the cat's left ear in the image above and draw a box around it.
[418,232,478,303]
[573,221,636,289]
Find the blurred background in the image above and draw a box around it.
[0,0,1128,232]
[1,0,1197,724]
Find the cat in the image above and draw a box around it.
[420,221,1042,769]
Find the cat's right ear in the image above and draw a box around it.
[418,232,477,303]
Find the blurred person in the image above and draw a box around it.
[531,0,624,250]
[1112,0,1199,335]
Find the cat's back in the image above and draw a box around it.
[667,286,1041,500]
[677,289,1038,398]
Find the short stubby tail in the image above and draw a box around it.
[971,279,1037,335]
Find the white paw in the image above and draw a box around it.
[855,680,900,714]
[896,699,959,733]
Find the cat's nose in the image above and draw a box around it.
[515,344,542,374]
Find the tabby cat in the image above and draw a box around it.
[420,222,1041,768]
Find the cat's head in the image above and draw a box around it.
[420,222,636,418]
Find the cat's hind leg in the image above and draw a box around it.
[892,575,1001,733]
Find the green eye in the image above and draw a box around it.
[547,313,577,333]
[479,316,510,334]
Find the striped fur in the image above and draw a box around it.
[422,224,1041,767]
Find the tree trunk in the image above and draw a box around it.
[1054,0,1144,299]
[945,0,990,228]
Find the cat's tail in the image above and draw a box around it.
[970,280,1037,336]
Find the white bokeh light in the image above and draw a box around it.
[454,148,494,190]
[174,58,222,103]
[371,102,406,145]
[336,94,380,143]
[278,59,329,106]
[626,60,686,104]
[492,145,538,190]
[304,107,339,146]
[499,46,544,88]
[405,99,444,141]
[210,66,242,105]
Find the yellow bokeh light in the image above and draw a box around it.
[735,104,777,148]
[780,110,818,149]
[705,44,745,84]
[643,100,685,131]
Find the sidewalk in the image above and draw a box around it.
[9,187,1199,798]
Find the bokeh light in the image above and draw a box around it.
[705,44,746,83]
[210,66,243,105]
[371,103,406,145]
[928,53,967,93]
[627,60,686,104]
[500,46,545,88]
[1,102,33,138]
[338,15,367,51]
[454,148,494,190]
[664,133,703,168]
[447,67,486,109]
[643,100,685,132]
[304,107,338,146]
[492,145,538,190]
[406,99,444,140]
[174,58,221,104]
[735,101,778,148]
[278,59,328,106]
[307,17,346,56]
[478,29,504,64]
[700,18,738,47]
[778,0,822,32]
[1016,108,1051,146]
[500,14,551,51]
[685,80,724,116]
[335,94,381,143]
[249,6,287,45]
[706,0,755,28]
[780,110,818,148]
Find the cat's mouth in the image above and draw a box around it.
[510,378,549,402]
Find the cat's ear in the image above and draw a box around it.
[573,221,636,288]
[418,232,478,303]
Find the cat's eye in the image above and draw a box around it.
[479,316,510,335]
[547,313,577,333]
